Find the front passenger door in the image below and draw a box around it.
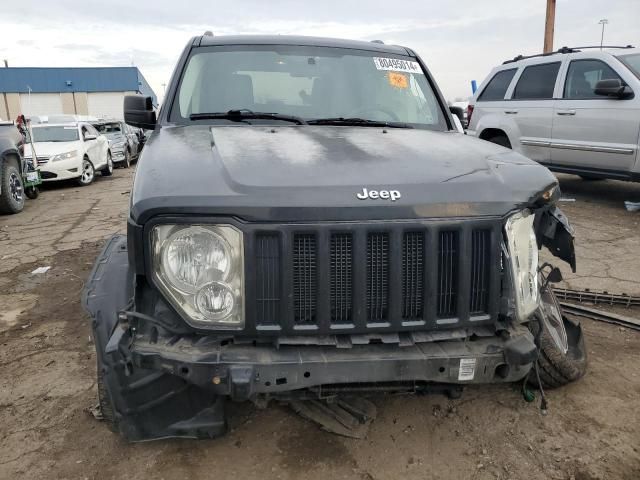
[551,59,639,176]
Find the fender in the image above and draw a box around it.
[0,137,24,196]
[474,114,524,153]
[534,206,576,272]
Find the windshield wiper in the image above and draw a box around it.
[189,109,307,125]
[307,117,413,128]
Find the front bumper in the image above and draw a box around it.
[131,329,536,401]
[39,156,82,181]
[110,146,126,163]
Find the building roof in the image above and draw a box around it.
[196,34,412,55]
[0,66,156,103]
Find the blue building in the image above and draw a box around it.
[0,66,157,121]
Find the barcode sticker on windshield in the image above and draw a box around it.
[373,57,422,73]
[458,358,476,381]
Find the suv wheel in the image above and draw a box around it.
[77,158,95,186]
[0,157,25,214]
[123,149,131,168]
[529,288,587,389]
[97,363,117,433]
[101,152,114,177]
[487,134,512,149]
[579,175,604,181]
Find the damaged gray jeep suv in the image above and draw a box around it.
[83,34,586,441]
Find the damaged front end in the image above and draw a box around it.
[83,195,578,441]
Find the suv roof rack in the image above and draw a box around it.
[502,44,635,64]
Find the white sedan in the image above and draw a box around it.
[26,122,113,186]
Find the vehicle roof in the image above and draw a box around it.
[500,46,638,66]
[196,34,411,55]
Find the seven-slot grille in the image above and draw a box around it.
[250,221,501,335]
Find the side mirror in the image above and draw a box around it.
[84,134,97,141]
[124,95,157,129]
[594,79,634,99]
[449,106,465,126]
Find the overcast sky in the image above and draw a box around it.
[1,0,638,103]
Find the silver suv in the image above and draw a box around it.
[467,46,640,182]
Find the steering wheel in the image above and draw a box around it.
[346,106,400,122]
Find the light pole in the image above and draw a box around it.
[599,19,609,49]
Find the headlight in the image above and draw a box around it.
[152,225,244,328]
[50,150,78,162]
[505,210,539,320]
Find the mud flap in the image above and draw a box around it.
[535,206,576,272]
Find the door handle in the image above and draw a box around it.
[504,110,518,114]
[556,109,576,116]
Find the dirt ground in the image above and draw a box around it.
[1,169,639,480]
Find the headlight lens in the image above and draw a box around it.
[152,225,244,328]
[51,150,78,162]
[505,210,539,320]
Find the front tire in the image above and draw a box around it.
[25,186,39,199]
[529,288,587,389]
[77,157,95,186]
[101,152,113,177]
[123,149,131,168]
[487,134,512,149]
[97,363,118,433]
[579,175,604,181]
[0,157,25,214]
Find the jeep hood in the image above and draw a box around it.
[131,125,558,223]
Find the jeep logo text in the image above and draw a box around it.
[356,188,401,201]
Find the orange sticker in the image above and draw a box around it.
[388,72,408,89]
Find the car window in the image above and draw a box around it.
[512,62,561,100]
[616,53,640,80]
[564,59,623,99]
[172,45,447,130]
[477,69,517,101]
[87,125,99,136]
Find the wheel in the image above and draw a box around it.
[123,149,131,168]
[77,157,95,186]
[101,152,113,177]
[487,135,512,149]
[579,175,604,181]
[528,288,587,389]
[97,363,117,433]
[25,186,39,199]
[0,156,25,214]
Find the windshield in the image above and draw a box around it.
[617,53,640,79]
[32,126,79,142]
[171,45,446,129]
[95,123,123,137]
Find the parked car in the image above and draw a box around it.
[26,122,113,186]
[451,100,470,128]
[83,34,583,441]
[467,46,640,182]
[92,120,139,168]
